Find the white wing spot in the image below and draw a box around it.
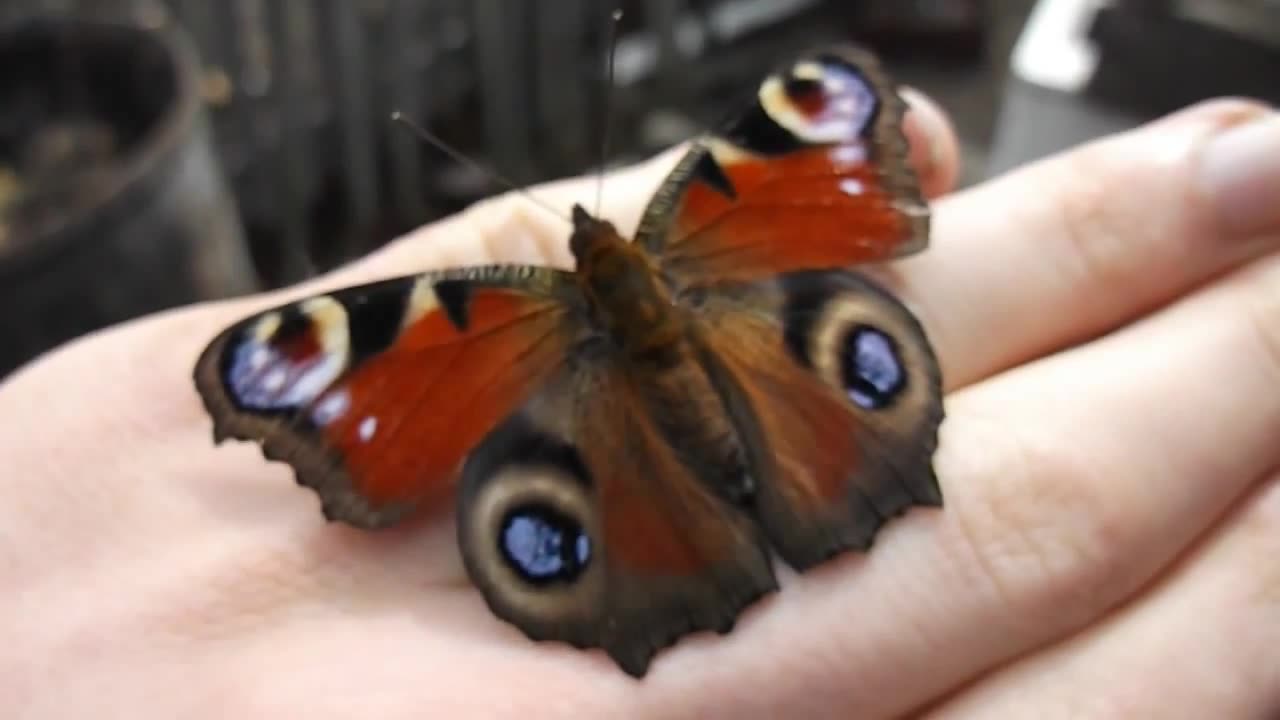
[840,178,864,196]
[248,347,271,371]
[311,390,351,426]
[358,416,378,443]
[261,367,287,392]
[831,145,866,167]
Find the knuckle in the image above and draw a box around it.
[948,421,1136,630]
[1046,111,1239,300]
[1050,143,1160,293]
[1239,257,1280,400]
[1237,477,1280,610]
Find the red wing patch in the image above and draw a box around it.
[634,45,928,285]
[664,144,921,283]
[194,268,578,528]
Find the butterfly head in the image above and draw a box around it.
[568,204,624,265]
[567,202,638,304]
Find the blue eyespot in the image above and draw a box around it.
[841,326,905,410]
[499,505,591,584]
[785,59,877,140]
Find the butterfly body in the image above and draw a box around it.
[567,205,685,363]
[194,45,944,677]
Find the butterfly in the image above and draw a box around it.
[193,44,944,678]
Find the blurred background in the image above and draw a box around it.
[0,0,1276,377]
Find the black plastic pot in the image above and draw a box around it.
[0,15,258,378]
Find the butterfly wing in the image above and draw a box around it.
[193,266,581,528]
[635,45,927,285]
[629,44,944,567]
[691,270,944,569]
[456,348,777,678]
[192,42,941,680]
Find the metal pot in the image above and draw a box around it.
[0,14,257,377]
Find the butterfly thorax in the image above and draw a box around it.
[569,204,683,363]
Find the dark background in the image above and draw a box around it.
[0,0,1276,377]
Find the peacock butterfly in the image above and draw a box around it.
[193,44,943,678]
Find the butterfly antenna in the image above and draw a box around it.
[390,111,571,225]
[594,7,623,216]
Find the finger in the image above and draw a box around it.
[901,86,961,199]
[929,476,1280,719]
[631,251,1280,717]
[886,100,1280,390]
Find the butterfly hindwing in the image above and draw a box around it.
[692,270,944,569]
[636,45,928,286]
[456,346,777,677]
[193,266,582,528]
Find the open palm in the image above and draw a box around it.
[4,92,1279,719]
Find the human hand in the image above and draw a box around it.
[3,90,1278,719]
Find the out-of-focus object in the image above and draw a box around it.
[0,14,256,378]
[989,0,1280,176]
[840,0,988,61]
[1163,0,1280,53]
[2,0,992,289]
[1085,0,1279,116]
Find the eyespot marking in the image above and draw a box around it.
[758,58,879,146]
[791,61,825,81]
[841,326,905,410]
[311,389,351,426]
[223,298,350,411]
[499,504,592,585]
[250,312,282,342]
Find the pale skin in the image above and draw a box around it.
[3,90,1279,719]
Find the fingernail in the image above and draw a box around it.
[899,88,940,162]
[1200,113,1280,236]
[899,86,955,194]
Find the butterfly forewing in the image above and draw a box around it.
[193,266,582,528]
[635,45,928,286]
